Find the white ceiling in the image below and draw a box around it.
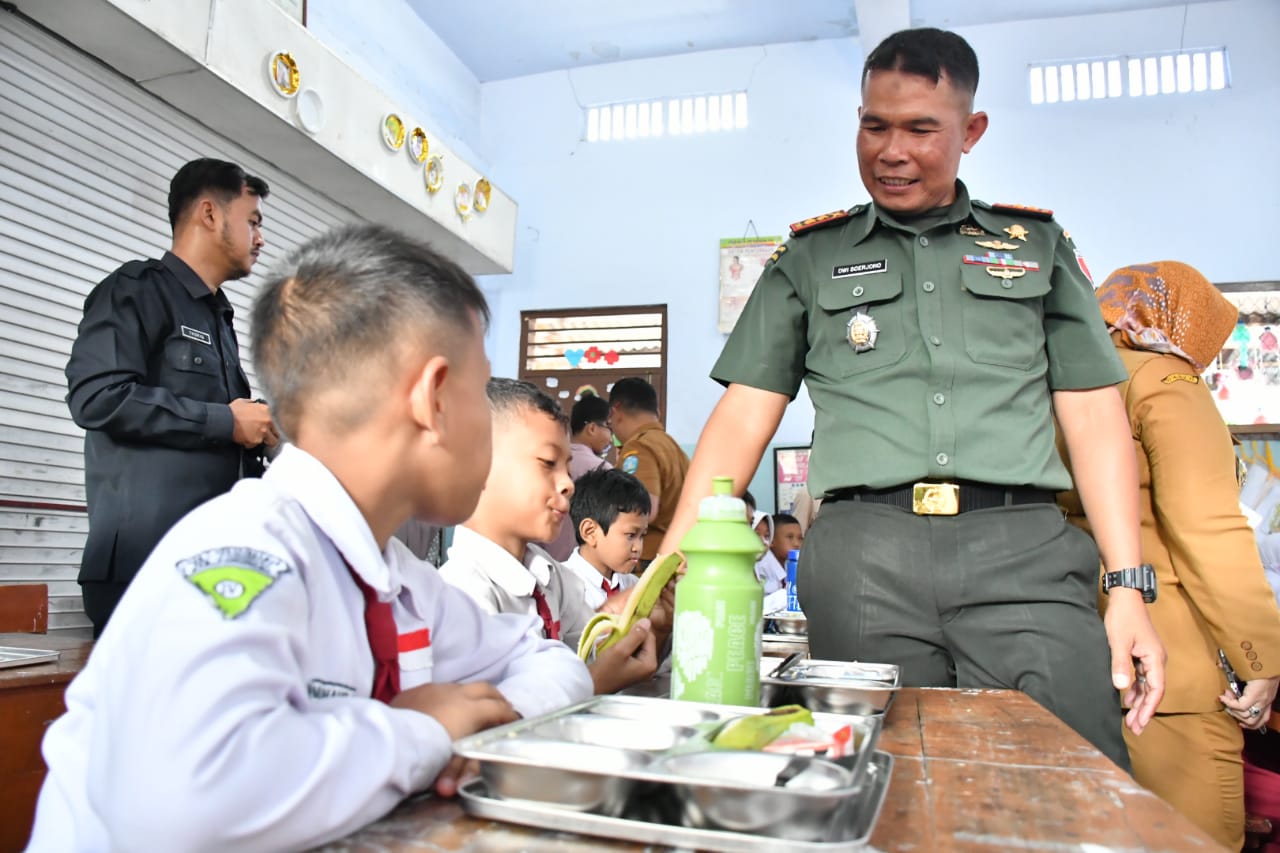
[408,0,1223,82]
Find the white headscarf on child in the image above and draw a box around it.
[751,511,774,546]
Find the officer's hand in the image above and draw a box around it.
[390,681,519,740]
[588,617,658,694]
[230,398,279,448]
[1220,676,1280,731]
[1103,590,1166,735]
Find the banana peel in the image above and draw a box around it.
[576,552,681,661]
[710,705,815,750]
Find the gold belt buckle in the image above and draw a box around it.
[912,482,959,516]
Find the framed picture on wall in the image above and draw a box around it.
[773,445,811,515]
[1211,281,1280,430]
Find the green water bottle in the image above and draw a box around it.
[671,476,765,706]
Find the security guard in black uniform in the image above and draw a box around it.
[660,29,1166,767]
[66,159,279,635]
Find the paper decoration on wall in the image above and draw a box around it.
[407,127,428,163]
[584,346,602,364]
[267,52,300,97]
[563,348,585,367]
[474,178,492,213]
[604,350,619,365]
[424,156,444,193]
[575,384,600,399]
[382,114,406,150]
[718,236,782,334]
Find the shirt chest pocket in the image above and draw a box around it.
[810,273,907,378]
[959,266,1051,370]
[163,338,221,381]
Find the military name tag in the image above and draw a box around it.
[832,260,887,278]
[847,311,879,353]
[181,325,212,346]
[959,224,986,237]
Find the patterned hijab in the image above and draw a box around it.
[1095,261,1237,372]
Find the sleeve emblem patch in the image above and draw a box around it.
[176,547,291,619]
[1162,373,1200,385]
[621,455,640,474]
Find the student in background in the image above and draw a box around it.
[541,393,614,561]
[563,467,649,609]
[440,378,663,694]
[770,513,805,566]
[28,225,593,851]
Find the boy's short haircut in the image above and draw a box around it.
[487,377,569,431]
[608,377,659,416]
[773,513,800,527]
[251,224,488,439]
[861,27,980,98]
[570,468,652,545]
[742,489,756,510]
[570,394,610,434]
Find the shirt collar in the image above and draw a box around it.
[162,251,232,313]
[851,179,974,245]
[263,444,399,598]
[449,525,547,596]
[564,548,612,589]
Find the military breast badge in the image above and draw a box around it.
[847,311,879,353]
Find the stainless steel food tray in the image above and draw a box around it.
[459,749,893,852]
[0,646,60,670]
[762,658,901,716]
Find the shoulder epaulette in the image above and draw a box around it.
[989,202,1055,221]
[790,209,853,237]
[117,259,163,280]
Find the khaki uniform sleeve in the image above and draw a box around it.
[710,247,809,398]
[619,440,662,498]
[1042,231,1127,390]
[1131,359,1280,678]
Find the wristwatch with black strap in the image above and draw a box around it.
[1102,563,1157,603]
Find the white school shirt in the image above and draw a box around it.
[755,550,788,595]
[439,526,597,651]
[27,445,591,853]
[562,547,639,610]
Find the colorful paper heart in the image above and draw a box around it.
[564,348,585,367]
[604,349,619,365]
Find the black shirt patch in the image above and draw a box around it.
[832,260,887,278]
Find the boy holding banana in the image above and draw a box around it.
[440,378,670,694]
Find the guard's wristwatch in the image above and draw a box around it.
[1102,563,1157,603]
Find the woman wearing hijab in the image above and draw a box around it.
[1058,260,1280,850]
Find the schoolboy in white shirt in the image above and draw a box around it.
[440,378,664,694]
[562,467,648,609]
[27,226,593,853]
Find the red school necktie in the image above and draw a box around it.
[531,585,561,641]
[344,560,400,703]
[602,578,612,595]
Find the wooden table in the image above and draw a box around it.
[0,631,93,853]
[320,688,1223,852]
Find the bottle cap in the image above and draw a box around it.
[787,549,801,561]
[680,476,768,555]
[696,476,749,521]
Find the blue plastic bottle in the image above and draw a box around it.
[786,549,801,612]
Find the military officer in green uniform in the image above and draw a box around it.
[659,27,1165,767]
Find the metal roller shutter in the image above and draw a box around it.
[0,9,360,630]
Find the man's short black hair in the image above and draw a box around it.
[251,223,488,438]
[168,158,269,230]
[570,467,652,545]
[487,378,570,432]
[570,393,610,434]
[609,377,660,416]
[861,27,979,98]
[773,513,801,528]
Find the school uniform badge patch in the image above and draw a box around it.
[621,454,640,475]
[176,547,290,619]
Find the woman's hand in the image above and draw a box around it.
[1221,676,1280,731]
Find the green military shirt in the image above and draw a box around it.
[711,180,1124,495]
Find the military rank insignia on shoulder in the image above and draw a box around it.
[790,209,853,237]
[765,244,788,267]
[990,202,1055,221]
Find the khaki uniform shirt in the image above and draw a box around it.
[1060,343,1280,711]
[712,181,1124,494]
[618,422,691,560]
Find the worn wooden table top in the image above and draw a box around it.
[0,631,93,690]
[322,687,1223,852]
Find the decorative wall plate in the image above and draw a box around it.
[474,178,492,213]
[455,182,473,220]
[382,113,406,150]
[407,127,428,163]
[424,156,444,193]
[267,52,300,98]
[294,89,325,134]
